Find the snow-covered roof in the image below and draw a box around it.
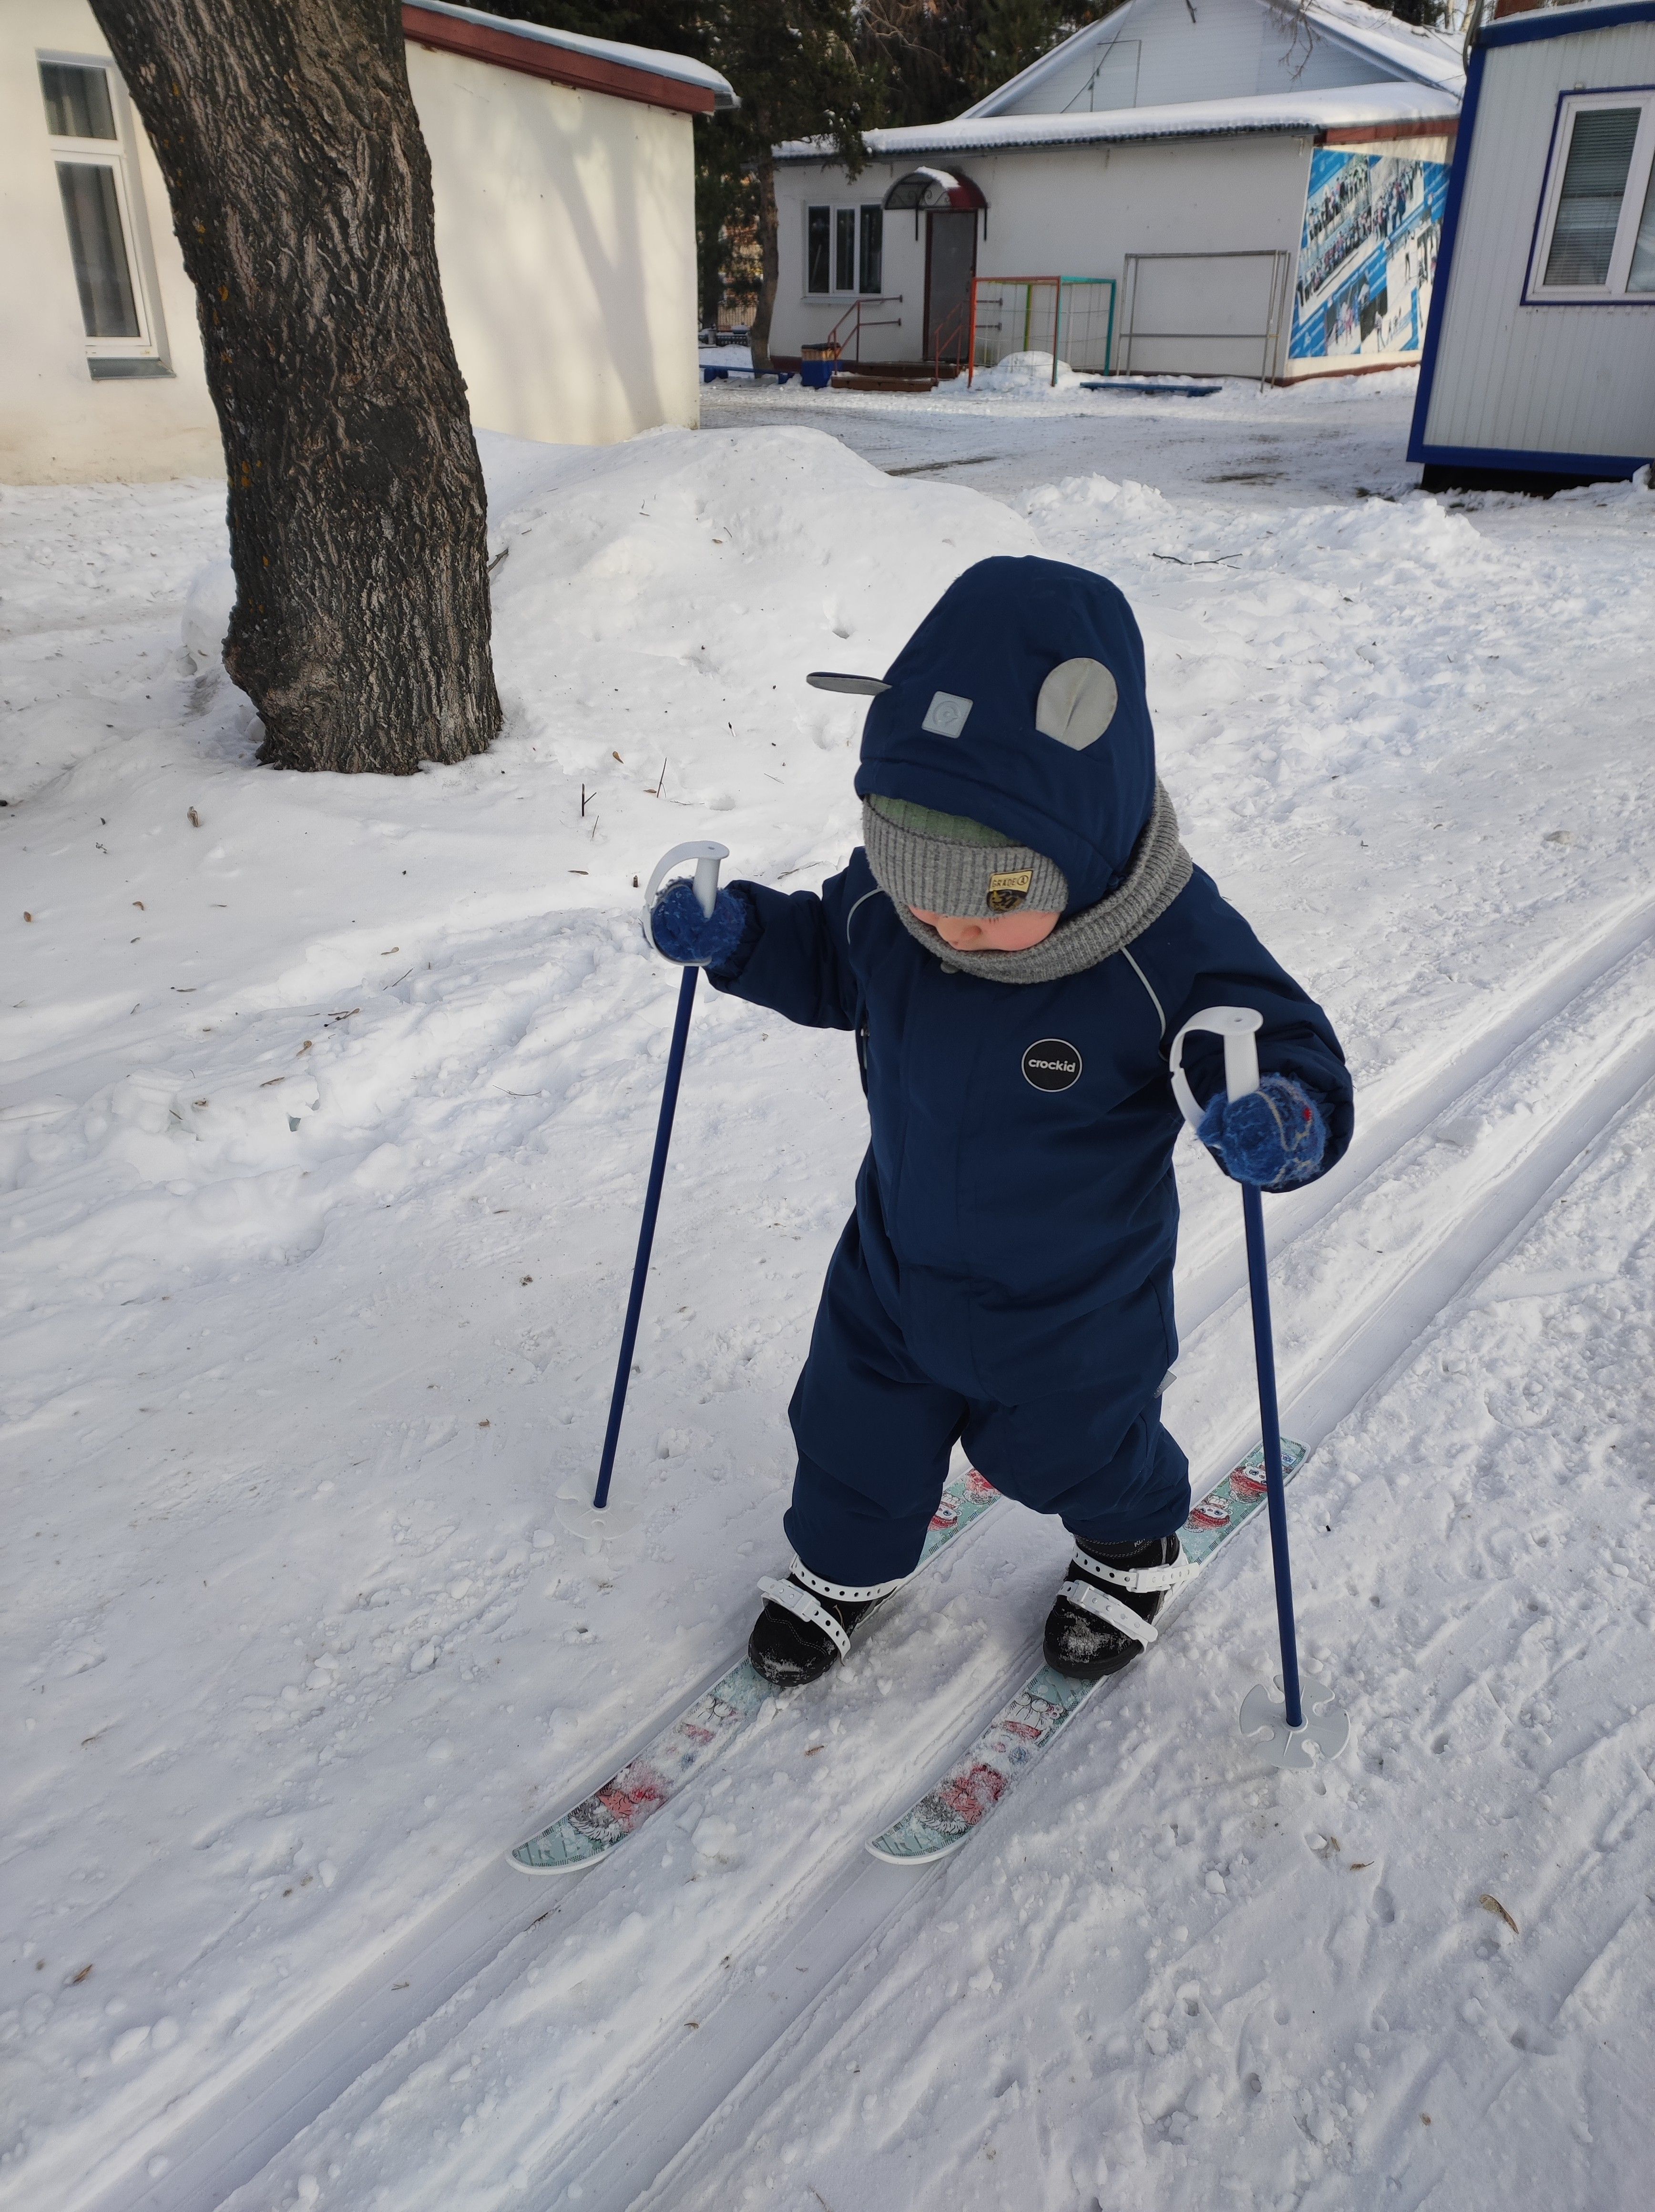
[401,2,736,110]
[961,0,1464,118]
[1279,0,1465,92]
[776,80,1461,165]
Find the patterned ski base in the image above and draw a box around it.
[867,1439,1308,1866]
[510,1465,1000,1874]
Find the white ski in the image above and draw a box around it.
[867,1439,1309,1865]
[510,1465,1000,1873]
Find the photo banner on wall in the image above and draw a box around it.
[1290,150,1451,365]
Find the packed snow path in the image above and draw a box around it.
[4,379,1653,2212]
[114,892,1655,2212]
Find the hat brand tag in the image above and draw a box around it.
[921,691,973,738]
[987,868,1033,913]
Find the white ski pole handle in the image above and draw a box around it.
[641,840,729,949]
[1168,1005,1263,1131]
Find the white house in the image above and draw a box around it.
[1409,0,1655,490]
[0,0,732,482]
[772,0,1464,383]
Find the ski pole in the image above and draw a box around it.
[1170,1007,1349,1769]
[587,840,727,1516]
[1240,1175,1300,1726]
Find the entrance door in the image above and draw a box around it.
[925,211,978,361]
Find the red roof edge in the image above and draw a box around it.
[1318,117,1460,144]
[400,4,717,114]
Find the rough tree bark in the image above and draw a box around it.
[89,0,501,774]
[747,149,780,374]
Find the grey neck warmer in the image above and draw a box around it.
[871,779,1193,985]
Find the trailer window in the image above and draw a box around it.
[1629,155,1655,292]
[1530,91,1655,301]
[1544,108,1639,285]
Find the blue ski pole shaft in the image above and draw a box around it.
[592,963,700,1511]
[1241,1181,1303,1729]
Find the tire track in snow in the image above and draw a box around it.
[72,893,1655,2212]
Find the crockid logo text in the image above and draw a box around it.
[1022,1039,1082,1092]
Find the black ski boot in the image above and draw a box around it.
[1042,1534,1194,1681]
[749,1563,908,1689]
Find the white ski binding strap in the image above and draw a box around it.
[1067,1544,1197,1596]
[641,840,730,956]
[1057,1578,1159,1646]
[1058,1543,1197,1647]
[756,1562,910,1659]
[756,1577,852,1656]
[1239,1671,1350,1770]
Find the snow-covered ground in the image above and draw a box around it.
[3,375,1653,2212]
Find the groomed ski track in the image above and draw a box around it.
[74,888,1655,2212]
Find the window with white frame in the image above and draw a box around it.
[804,202,884,296]
[1529,88,1655,301]
[41,54,170,375]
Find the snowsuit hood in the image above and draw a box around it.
[855,556,1157,913]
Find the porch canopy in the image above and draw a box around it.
[883,167,987,212]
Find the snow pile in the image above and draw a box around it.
[3,411,1654,2212]
[954,348,1086,395]
[2,430,1031,1327]
[180,556,235,674]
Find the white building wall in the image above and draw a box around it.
[773,133,1315,374]
[984,0,1395,118]
[1421,19,1655,462]
[1,2,701,483]
[0,0,221,481]
[406,41,700,449]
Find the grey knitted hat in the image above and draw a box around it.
[862,795,1070,919]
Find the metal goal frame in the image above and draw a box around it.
[967,275,1118,385]
[1116,250,1292,388]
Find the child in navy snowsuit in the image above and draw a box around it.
[651,557,1352,1688]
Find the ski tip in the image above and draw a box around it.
[866,1832,966,1868]
[507,1828,616,1875]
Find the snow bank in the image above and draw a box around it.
[2,430,1031,1324]
[955,349,1087,395]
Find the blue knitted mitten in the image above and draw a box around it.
[649,878,750,968]
[1198,1074,1328,1189]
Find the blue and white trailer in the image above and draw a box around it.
[1410,0,1655,491]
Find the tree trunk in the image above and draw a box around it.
[89,0,501,775]
[747,146,779,374]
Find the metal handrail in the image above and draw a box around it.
[818,295,905,364]
[931,297,970,378]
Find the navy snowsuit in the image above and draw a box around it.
[711,557,1352,1586]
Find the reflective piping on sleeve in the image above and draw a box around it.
[846,888,883,934]
[1121,948,1165,1039]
